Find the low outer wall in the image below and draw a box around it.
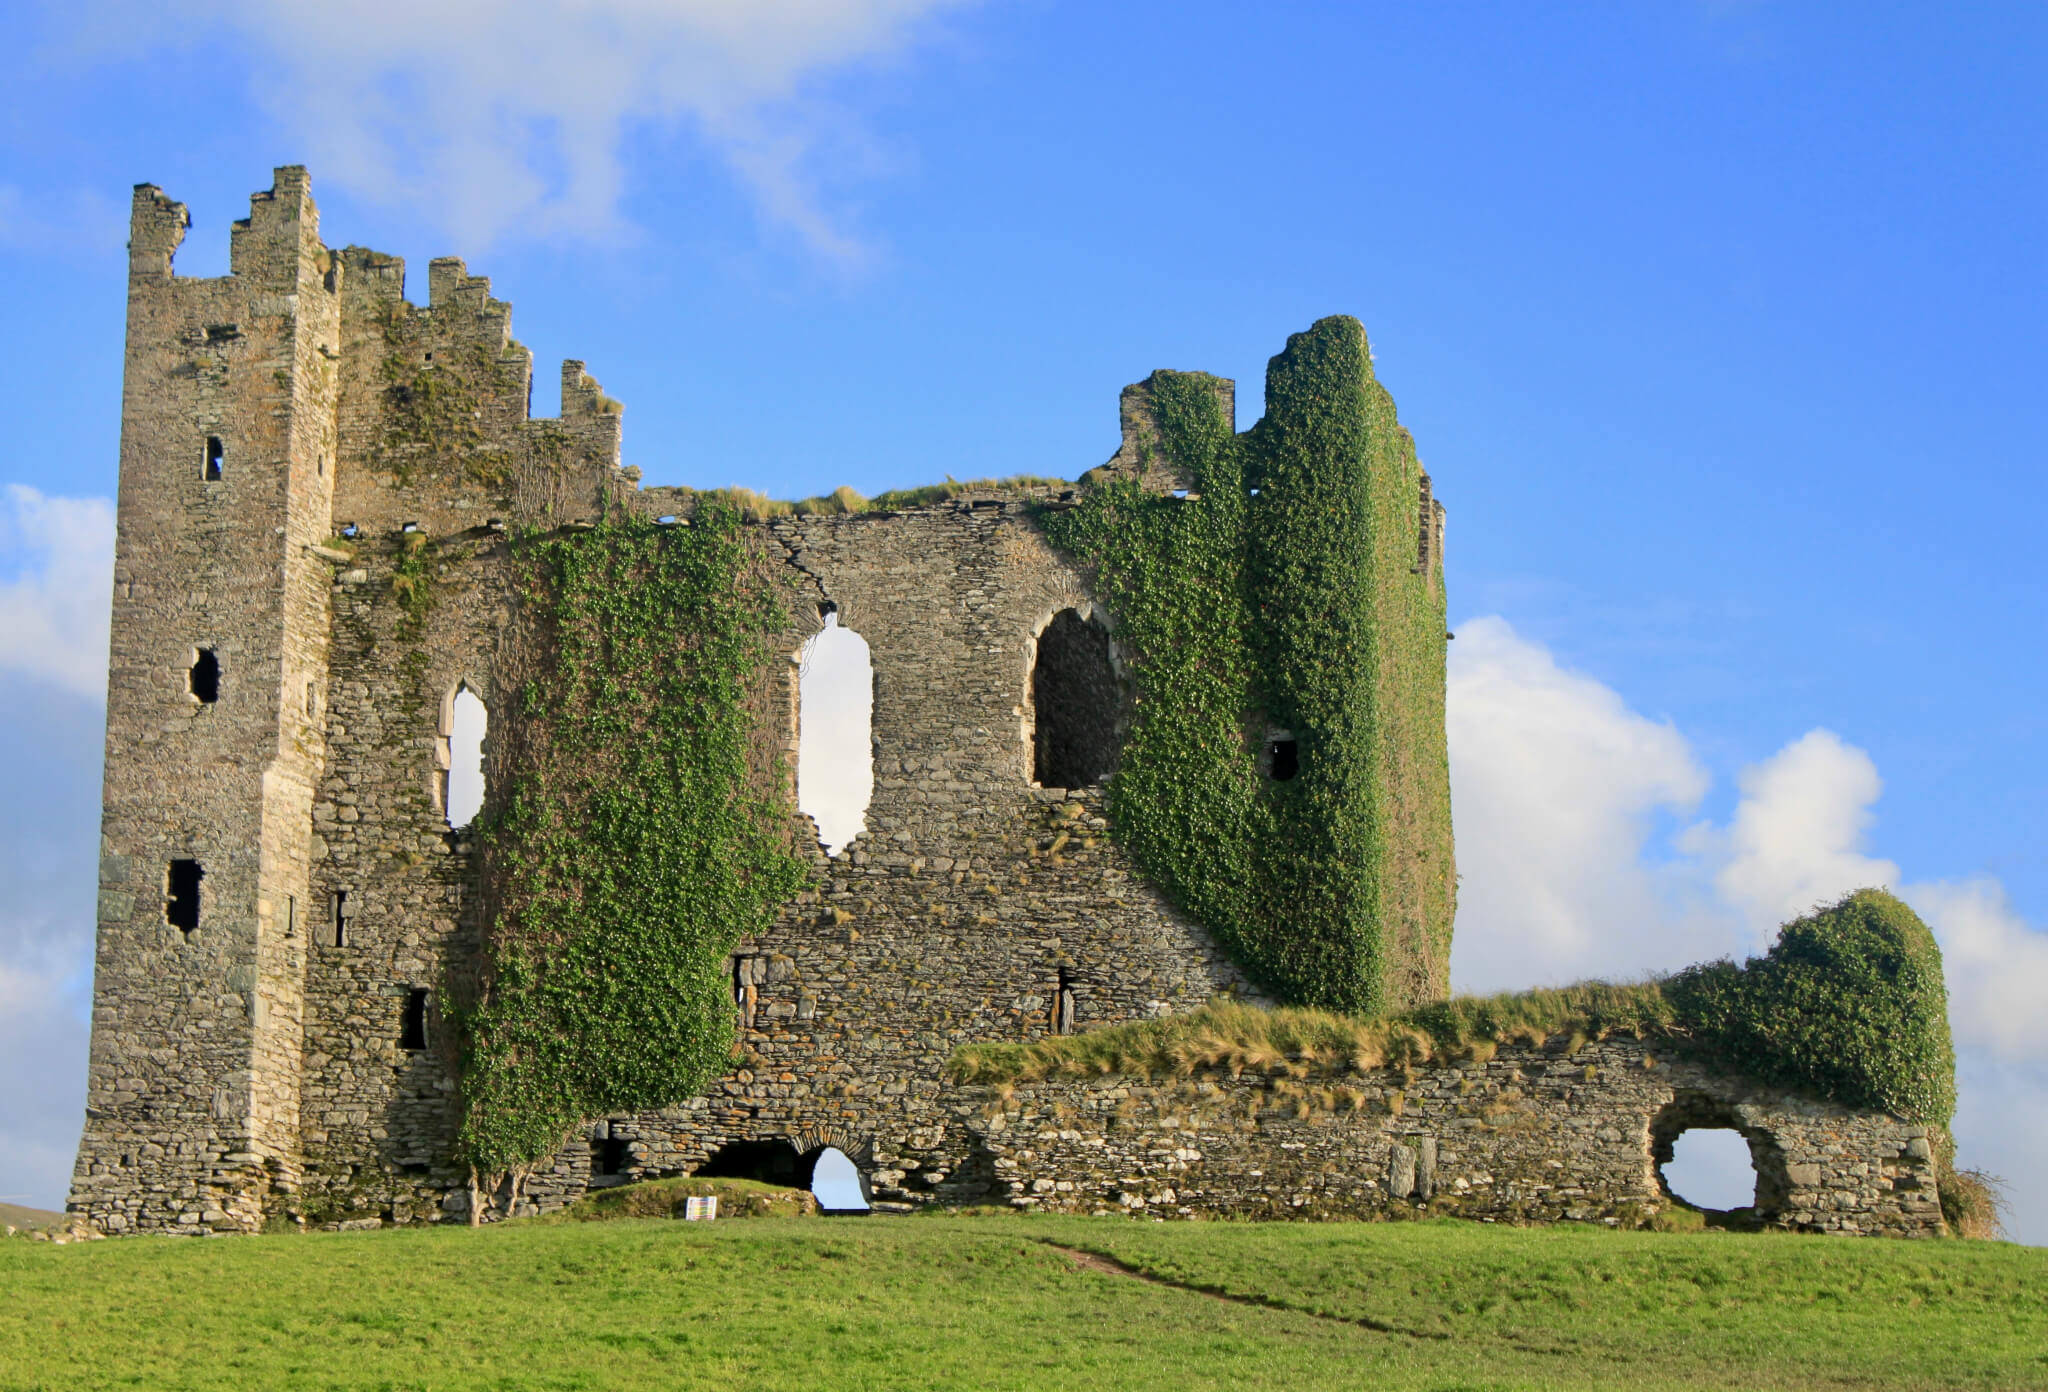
[955,1035,1945,1237]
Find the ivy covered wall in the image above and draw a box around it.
[459,507,809,1176]
[1045,316,1454,1015]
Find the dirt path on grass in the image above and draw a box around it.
[1040,1242,1447,1341]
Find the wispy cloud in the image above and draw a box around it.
[0,184,126,259]
[56,0,971,262]
[0,486,115,700]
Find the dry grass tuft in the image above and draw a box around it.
[1942,1168,2010,1240]
[946,983,1677,1088]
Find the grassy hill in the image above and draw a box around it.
[3,1212,2043,1390]
[0,1202,61,1231]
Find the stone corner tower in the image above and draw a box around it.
[70,167,342,1233]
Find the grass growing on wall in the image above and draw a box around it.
[1041,318,1453,1015]
[952,890,1959,1130]
[457,504,807,1177]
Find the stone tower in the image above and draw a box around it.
[72,171,342,1231]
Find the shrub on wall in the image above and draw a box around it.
[457,505,808,1177]
[1666,888,1956,1123]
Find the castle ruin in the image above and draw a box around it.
[69,171,1945,1238]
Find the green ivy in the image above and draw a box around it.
[1666,888,1956,1123]
[456,505,808,1176]
[1041,317,1454,1015]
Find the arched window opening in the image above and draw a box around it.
[797,609,873,856]
[441,685,487,830]
[190,649,220,704]
[696,1138,807,1188]
[809,1146,871,1214]
[1032,608,1122,788]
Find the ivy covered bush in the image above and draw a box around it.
[1043,317,1454,1016]
[1666,888,1956,1123]
[458,505,808,1176]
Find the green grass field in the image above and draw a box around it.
[4,1212,2043,1391]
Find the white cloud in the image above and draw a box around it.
[1699,728,1900,941]
[1447,614,2048,1242]
[1446,615,1731,990]
[1902,878,2048,1059]
[0,486,115,700]
[61,0,970,260]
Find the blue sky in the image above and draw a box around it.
[1,1,2043,1238]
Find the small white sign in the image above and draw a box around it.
[683,1195,718,1222]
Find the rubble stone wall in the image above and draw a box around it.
[953,1036,1946,1237]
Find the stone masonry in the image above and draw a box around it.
[69,169,1937,1237]
[956,1036,1946,1237]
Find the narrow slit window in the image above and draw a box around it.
[203,437,224,481]
[1052,966,1075,1036]
[190,649,220,704]
[284,893,296,940]
[331,889,351,948]
[400,988,428,1051]
[166,860,202,933]
[1268,737,1299,782]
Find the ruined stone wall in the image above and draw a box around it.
[955,1036,1946,1237]
[487,498,1270,1218]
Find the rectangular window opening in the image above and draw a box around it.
[190,648,220,704]
[1052,966,1075,1036]
[203,437,224,481]
[331,889,351,948]
[400,988,429,1051]
[166,859,203,933]
[284,893,296,940]
[1268,737,1299,782]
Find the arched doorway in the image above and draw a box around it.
[808,1147,871,1214]
[692,1138,871,1214]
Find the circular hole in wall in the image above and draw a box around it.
[1660,1127,1757,1213]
